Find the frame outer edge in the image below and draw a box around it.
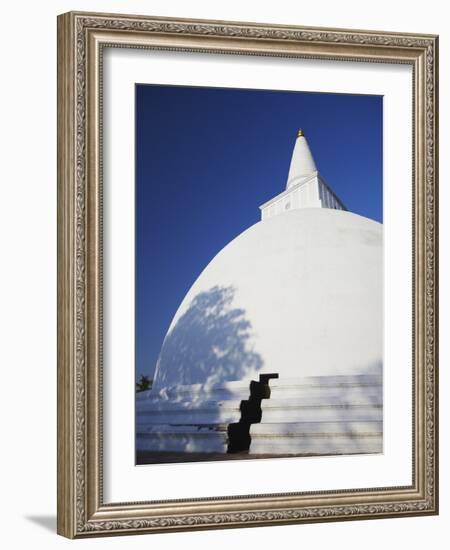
[431,35,439,515]
[57,12,77,539]
[56,10,439,537]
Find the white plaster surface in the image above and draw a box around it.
[260,173,345,219]
[154,208,382,390]
[286,134,317,188]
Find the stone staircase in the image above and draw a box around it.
[250,375,382,455]
[136,373,382,456]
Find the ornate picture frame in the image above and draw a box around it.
[57,11,438,538]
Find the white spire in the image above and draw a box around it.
[259,128,346,220]
[286,129,317,189]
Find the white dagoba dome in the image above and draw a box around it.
[153,130,382,390]
[153,208,382,390]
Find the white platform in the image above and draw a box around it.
[136,372,382,457]
[137,424,229,453]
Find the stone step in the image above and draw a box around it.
[136,409,241,426]
[268,374,382,389]
[137,425,228,453]
[260,403,382,423]
[136,396,242,425]
[136,374,382,401]
[138,379,254,401]
[250,420,383,436]
[138,374,382,402]
[269,385,382,400]
[136,398,242,412]
[137,388,382,416]
[138,423,229,433]
[136,404,382,428]
[261,394,382,408]
[249,433,382,455]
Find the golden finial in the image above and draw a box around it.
[297,128,304,137]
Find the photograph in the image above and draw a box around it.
[135,84,383,465]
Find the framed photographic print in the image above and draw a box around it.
[57,11,439,538]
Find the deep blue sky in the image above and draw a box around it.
[135,84,382,380]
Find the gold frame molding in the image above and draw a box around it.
[57,11,439,538]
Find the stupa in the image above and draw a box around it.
[136,129,383,459]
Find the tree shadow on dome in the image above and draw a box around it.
[155,285,263,389]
